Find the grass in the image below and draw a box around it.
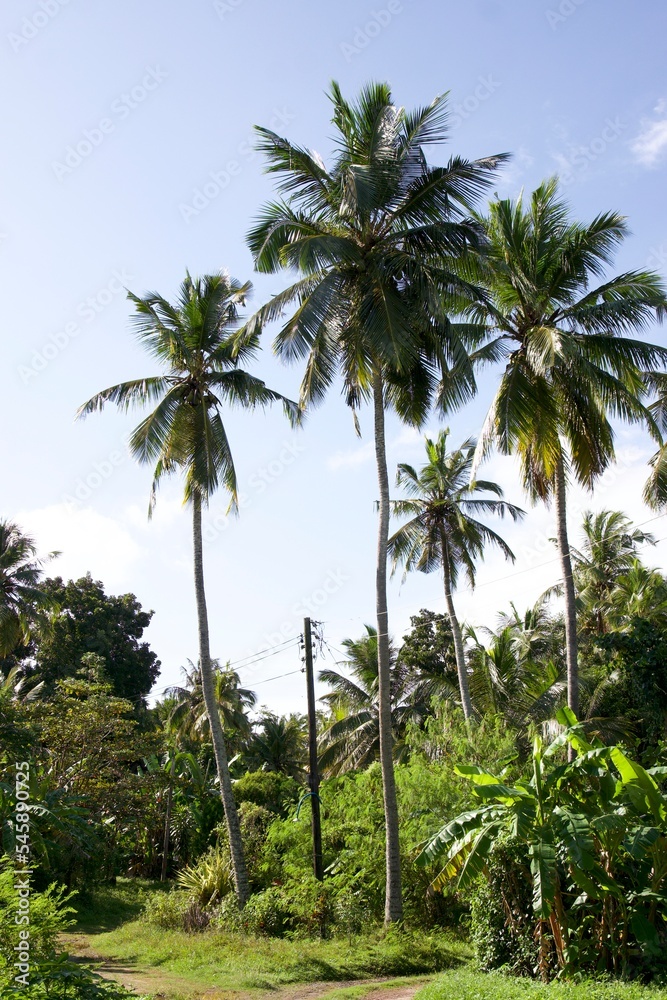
[62,880,470,997]
[417,970,667,1000]
[70,878,168,933]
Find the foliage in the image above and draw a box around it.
[25,574,160,707]
[418,969,667,1000]
[243,713,308,778]
[0,520,55,662]
[163,658,255,752]
[419,711,667,978]
[232,769,300,817]
[595,618,667,752]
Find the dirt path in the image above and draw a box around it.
[61,932,432,1000]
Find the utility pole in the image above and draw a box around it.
[303,617,323,882]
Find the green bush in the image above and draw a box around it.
[142,888,197,930]
[469,838,537,975]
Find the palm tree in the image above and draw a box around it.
[165,658,256,754]
[318,625,436,775]
[0,519,55,662]
[244,713,308,779]
[246,81,507,922]
[571,510,656,635]
[469,178,667,717]
[77,272,298,907]
[388,431,523,720]
[466,601,566,729]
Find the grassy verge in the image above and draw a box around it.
[417,970,667,1000]
[63,881,470,996]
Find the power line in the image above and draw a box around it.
[225,635,302,670]
[254,667,304,686]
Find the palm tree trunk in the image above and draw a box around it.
[554,454,579,720]
[161,769,173,882]
[192,490,250,907]
[372,368,403,924]
[441,533,474,722]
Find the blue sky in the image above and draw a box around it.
[2,0,667,713]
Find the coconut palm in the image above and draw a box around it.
[244,713,308,779]
[571,510,656,635]
[246,81,507,921]
[466,605,566,729]
[469,178,667,717]
[318,625,437,775]
[77,272,298,907]
[388,431,523,720]
[0,519,56,662]
[165,659,256,753]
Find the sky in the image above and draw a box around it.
[2,0,667,716]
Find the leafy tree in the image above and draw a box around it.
[389,431,523,719]
[244,713,307,779]
[26,574,160,706]
[572,510,655,636]
[247,81,506,921]
[419,710,667,979]
[0,520,55,663]
[318,626,439,775]
[594,617,667,751]
[77,271,298,907]
[466,602,566,729]
[164,658,256,754]
[467,179,667,719]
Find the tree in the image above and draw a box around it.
[466,600,566,729]
[0,519,55,663]
[77,271,298,908]
[470,179,667,718]
[27,574,160,706]
[388,431,523,720]
[246,81,507,921]
[244,713,307,779]
[419,711,667,979]
[165,658,256,754]
[318,625,437,775]
[571,510,655,636]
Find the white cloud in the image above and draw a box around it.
[16,504,143,590]
[326,441,375,470]
[630,107,667,167]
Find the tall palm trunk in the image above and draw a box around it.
[554,454,579,721]
[372,369,403,924]
[160,773,173,882]
[192,491,250,907]
[440,531,474,722]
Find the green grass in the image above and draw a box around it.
[70,878,169,933]
[75,921,469,990]
[417,970,667,1000]
[63,881,469,996]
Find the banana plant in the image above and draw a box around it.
[418,707,667,978]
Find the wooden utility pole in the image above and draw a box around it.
[303,617,323,882]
